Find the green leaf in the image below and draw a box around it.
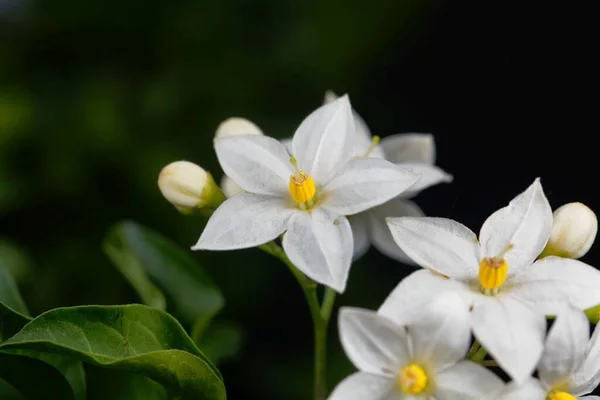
[197,321,245,366]
[0,259,29,316]
[0,353,77,399]
[87,368,168,400]
[0,378,25,400]
[103,221,224,325]
[0,304,226,399]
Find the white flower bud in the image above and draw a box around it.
[323,90,339,104]
[214,117,263,139]
[158,161,223,214]
[542,202,598,259]
[220,175,245,198]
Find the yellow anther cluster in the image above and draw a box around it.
[289,171,316,205]
[547,391,576,400]
[479,257,508,291]
[397,364,428,395]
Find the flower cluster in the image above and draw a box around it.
[158,92,600,399]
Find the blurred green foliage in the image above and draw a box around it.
[0,0,443,398]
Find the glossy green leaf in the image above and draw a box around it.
[87,368,167,400]
[104,221,224,325]
[0,378,24,400]
[0,304,226,399]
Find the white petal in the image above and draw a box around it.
[409,292,471,370]
[479,178,552,272]
[386,217,480,280]
[471,297,546,384]
[379,133,436,164]
[435,361,505,400]
[397,163,453,198]
[493,380,546,400]
[220,174,245,198]
[292,94,355,183]
[349,212,371,261]
[580,396,600,399]
[215,135,292,195]
[570,322,600,396]
[322,158,419,216]
[509,256,600,315]
[281,137,293,154]
[538,303,589,387]
[192,193,295,250]
[338,307,409,374]
[328,372,398,400]
[378,269,473,326]
[282,208,353,292]
[369,199,425,265]
[351,111,386,160]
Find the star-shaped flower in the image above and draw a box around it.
[329,292,504,399]
[379,178,600,383]
[282,91,452,264]
[194,95,419,292]
[495,304,600,400]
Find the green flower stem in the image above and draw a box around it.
[466,340,480,359]
[470,345,488,363]
[259,241,334,400]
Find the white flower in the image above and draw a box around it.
[158,161,221,213]
[494,304,600,400]
[284,90,452,264]
[214,117,263,139]
[220,175,245,198]
[542,202,598,259]
[379,178,600,383]
[329,291,504,400]
[193,95,419,292]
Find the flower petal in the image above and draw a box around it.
[479,178,552,272]
[321,158,419,216]
[386,217,480,280]
[538,303,589,387]
[281,137,293,154]
[397,163,453,198]
[215,135,292,195]
[292,94,355,183]
[569,321,600,396]
[471,297,546,384]
[338,307,409,375]
[580,396,600,399]
[192,193,295,250]
[378,269,472,326]
[282,208,353,292]
[509,256,600,315]
[328,372,397,400]
[349,212,371,261]
[368,199,425,265]
[493,379,546,400]
[379,133,436,164]
[435,361,505,400]
[409,292,471,370]
[351,110,386,160]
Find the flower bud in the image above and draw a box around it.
[220,175,245,198]
[214,117,263,140]
[158,161,224,214]
[541,202,598,259]
[323,90,339,104]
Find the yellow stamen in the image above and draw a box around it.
[397,364,428,395]
[362,135,380,158]
[547,391,576,400]
[289,171,316,204]
[478,244,513,292]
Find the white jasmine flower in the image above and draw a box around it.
[329,292,504,400]
[220,175,245,198]
[193,95,419,292]
[379,178,600,383]
[542,202,598,259]
[284,90,452,263]
[494,304,600,400]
